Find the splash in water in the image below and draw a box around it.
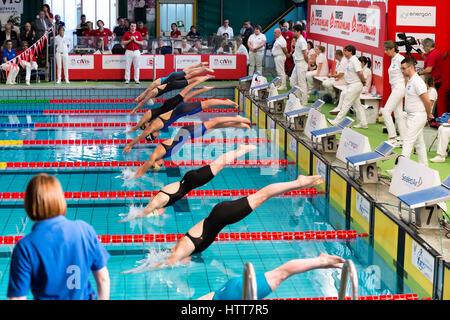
[121,247,190,274]
[118,204,160,223]
[115,168,144,189]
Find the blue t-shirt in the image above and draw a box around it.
[2,48,16,62]
[7,215,110,300]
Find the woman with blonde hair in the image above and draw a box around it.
[7,174,110,300]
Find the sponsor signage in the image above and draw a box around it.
[309,4,381,47]
[411,240,435,282]
[0,0,23,15]
[396,6,436,27]
[68,55,94,69]
[209,55,236,69]
[336,128,371,163]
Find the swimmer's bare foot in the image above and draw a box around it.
[205,68,214,73]
[235,115,251,123]
[236,123,251,129]
[223,98,239,108]
[296,175,324,189]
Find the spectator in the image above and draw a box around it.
[186,25,201,40]
[7,173,110,300]
[20,22,35,47]
[16,41,38,86]
[397,57,434,167]
[77,14,88,32]
[288,20,294,31]
[82,21,93,37]
[325,49,348,108]
[121,21,143,84]
[1,40,19,84]
[217,19,234,39]
[4,20,20,39]
[170,23,181,40]
[80,21,94,47]
[0,22,18,49]
[179,38,191,53]
[54,26,70,84]
[423,73,438,115]
[307,41,316,71]
[290,24,309,106]
[113,17,127,38]
[239,22,246,36]
[54,15,65,31]
[91,20,114,48]
[418,38,443,117]
[306,45,328,93]
[189,39,207,53]
[328,45,368,129]
[233,36,249,66]
[359,56,372,94]
[32,11,52,40]
[281,21,294,74]
[124,18,130,31]
[136,21,149,41]
[93,37,111,54]
[380,40,407,146]
[42,4,54,24]
[272,28,288,90]
[241,20,253,51]
[430,119,450,163]
[247,25,266,75]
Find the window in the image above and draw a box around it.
[159,1,194,34]
[45,0,118,31]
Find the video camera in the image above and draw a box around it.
[395,33,421,56]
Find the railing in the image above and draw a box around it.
[242,262,258,300]
[338,260,359,300]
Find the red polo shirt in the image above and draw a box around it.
[170,30,181,38]
[123,30,143,51]
[91,28,113,46]
[424,48,443,84]
[136,26,148,38]
[281,30,294,53]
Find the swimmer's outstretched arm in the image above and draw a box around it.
[135,79,162,102]
[123,121,161,154]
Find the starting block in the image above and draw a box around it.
[250,77,281,102]
[285,99,325,132]
[266,86,301,115]
[238,71,260,93]
[310,117,354,153]
[345,141,397,184]
[397,175,450,229]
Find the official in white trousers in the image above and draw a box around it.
[323,50,347,105]
[121,22,144,84]
[54,27,70,84]
[271,28,288,90]
[328,45,368,129]
[430,120,450,163]
[399,57,434,167]
[247,25,266,76]
[381,41,407,147]
[289,24,309,106]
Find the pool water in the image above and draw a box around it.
[0,102,413,300]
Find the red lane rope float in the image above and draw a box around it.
[47,98,230,104]
[0,187,323,201]
[0,230,359,246]
[267,294,419,300]
[31,121,256,129]
[20,137,268,146]
[2,159,293,170]
[43,108,236,114]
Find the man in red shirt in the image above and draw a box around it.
[281,21,294,74]
[121,21,144,84]
[136,21,149,49]
[91,20,114,48]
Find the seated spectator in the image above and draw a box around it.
[170,23,181,40]
[324,49,348,107]
[1,40,19,84]
[94,37,112,54]
[186,25,201,40]
[217,33,232,54]
[80,21,94,47]
[217,19,234,39]
[113,17,128,38]
[4,20,20,38]
[307,41,316,71]
[233,36,249,66]
[430,119,450,163]
[77,14,88,33]
[20,22,35,47]
[154,36,171,54]
[306,45,329,93]
[0,23,18,49]
[189,39,207,53]
[54,15,65,31]
[179,38,191,53]
[359,56,372,94]
[91,20,114,48]
[16,41,38,86]
[136,21,149,49]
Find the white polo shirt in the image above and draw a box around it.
[335,57,348,74]
[293,35,307,62]
[344,55,362,84]
[404,73,427,113]
[388,53,405,86]
[271,36,287,57]
[315,53,329,76]
[248,33,266,53]
[217,25,234,39]
[54,35,70,54]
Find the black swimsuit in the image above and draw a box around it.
[140,94,184,130]
[156,78,189,97]
[185,197,253,254]
[158,165,215,208]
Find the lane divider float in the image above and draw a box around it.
[267,294,419,300]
